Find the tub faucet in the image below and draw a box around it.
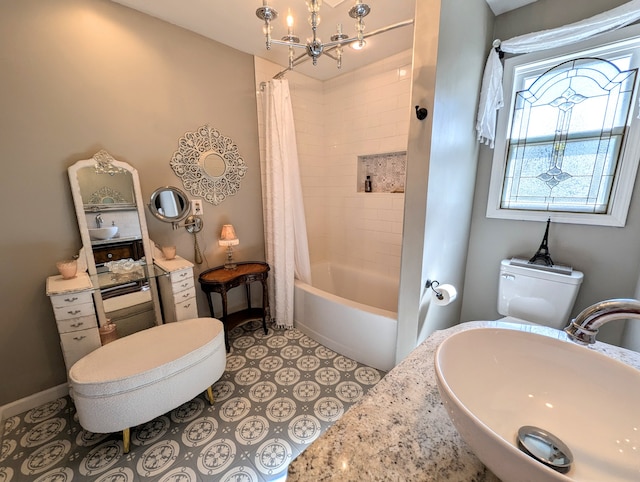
[564,298,640,344]
[96,213,103,228]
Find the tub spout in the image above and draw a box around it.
[564,298,640,345]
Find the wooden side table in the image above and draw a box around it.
[198,261,270,351]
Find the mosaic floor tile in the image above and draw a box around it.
[1,321,385,481]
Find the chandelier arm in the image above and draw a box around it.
[323,50,339,61]
[322,37,358,49]
[269,39,307,49]
[308,19,414,51]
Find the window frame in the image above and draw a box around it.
[487,24,640,227]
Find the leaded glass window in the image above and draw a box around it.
[488,27,640,226]
[503,57,636,213]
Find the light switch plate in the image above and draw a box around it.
[191,199,203,215]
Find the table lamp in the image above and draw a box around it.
[219,224,239,269]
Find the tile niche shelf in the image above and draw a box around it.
[357,151,407,193]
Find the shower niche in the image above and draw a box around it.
[357,151,406,193]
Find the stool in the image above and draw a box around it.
[69,317,226,453]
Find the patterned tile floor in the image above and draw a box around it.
[0,321,386,481]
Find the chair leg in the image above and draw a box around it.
[206,386,215,405]
[123,427,130,453]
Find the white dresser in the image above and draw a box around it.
[154,256,198,323]
[46,273,101,375]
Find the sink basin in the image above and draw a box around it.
[434,325,640,482]
[89,226,118,240]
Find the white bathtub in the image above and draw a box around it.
[294,262,398,372]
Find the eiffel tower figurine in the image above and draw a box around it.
[529,218,554,267]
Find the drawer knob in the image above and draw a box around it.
[67,310,82,315]
[64,297,79,303]
[70,322,84,328]
[73,336,86,341]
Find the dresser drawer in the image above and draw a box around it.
[53,301,96,321]
[60,328,101,368]
[173,286,196,303]
[50,290,94,309]
[92,239,144,265]
[169,268,193,284]
[175,298,198,321]
[172,276,194,293]
[56,314,97,334]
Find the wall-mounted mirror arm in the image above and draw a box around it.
[185,215,204,264]
[168,214,204,231]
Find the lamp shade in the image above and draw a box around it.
[219,224,239,246]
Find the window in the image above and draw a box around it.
[487,26,640,226]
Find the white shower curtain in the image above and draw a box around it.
[262,79,312,329]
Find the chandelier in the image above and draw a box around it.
[256,0,373,70]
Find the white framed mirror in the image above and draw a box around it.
[68,150,162,334]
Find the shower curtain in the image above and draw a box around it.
[262,79,312,329]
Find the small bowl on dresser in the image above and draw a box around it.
[56,259,78,279]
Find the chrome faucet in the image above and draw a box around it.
[95,213,103,228]
[564,298,640,344]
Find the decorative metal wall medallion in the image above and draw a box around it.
[88,187,127,204]
[170,125,248,205]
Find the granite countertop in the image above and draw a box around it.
[287,320,640,481]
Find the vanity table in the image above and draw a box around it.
[47,259,198,375]
[49,151,200,377]
[198,261,270,351]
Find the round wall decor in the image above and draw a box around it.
[170,125,248,205]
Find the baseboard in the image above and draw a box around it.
[0,384,69,420]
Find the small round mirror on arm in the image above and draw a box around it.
[148,186,190,224]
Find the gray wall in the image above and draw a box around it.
[397,0,493,360]
[460,0,640,346]
[0,0,264,405]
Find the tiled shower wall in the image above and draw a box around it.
[255,49,411,281]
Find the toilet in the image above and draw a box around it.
[497,258,584,328]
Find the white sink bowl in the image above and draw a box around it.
[89,226,118,240]
[435,325,640,482]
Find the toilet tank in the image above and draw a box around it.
[498,259,584,329]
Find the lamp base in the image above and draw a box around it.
[224,246,237,270]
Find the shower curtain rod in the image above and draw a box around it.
[268,18,415,80]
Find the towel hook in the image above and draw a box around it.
[415,105,428,120]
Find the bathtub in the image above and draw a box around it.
[294,262,398,372]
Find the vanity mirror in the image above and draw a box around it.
[148,186,190,224]
[68,150,161,334]
[148,186,204,264]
